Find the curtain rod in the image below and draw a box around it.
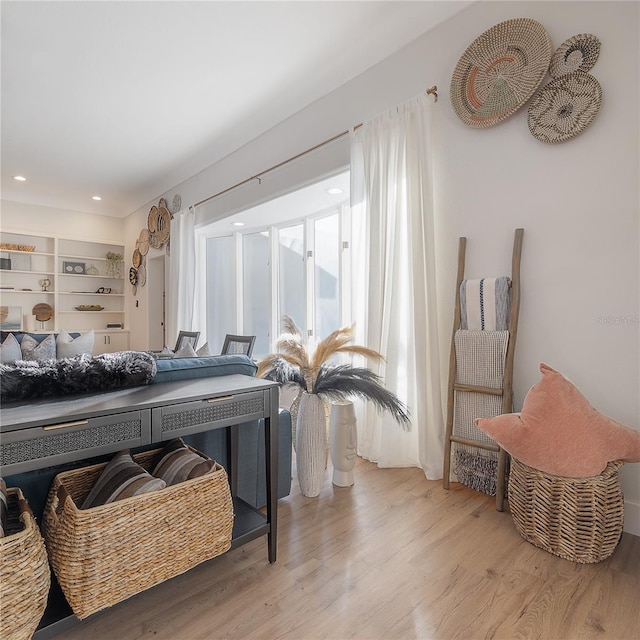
[192,86,438,209]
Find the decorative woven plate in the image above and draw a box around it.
[129,267,138,286]
[450,18,552,128]
[132,248,142,269]
[147,206,159,233]
[137,228,150,256]
[155,205,171,246]
[158,197,169,211]
[528,72,602,143]
[549,34,601,78]
[32,303,54,322]
[149,231,162,249]
[137,263,147,287]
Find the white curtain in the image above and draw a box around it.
[350,93,445,480]
[166,207,196,348]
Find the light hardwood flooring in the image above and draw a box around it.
[60,457,640,640]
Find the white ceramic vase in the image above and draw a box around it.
[296,392,327,498]
[329,401,357,487]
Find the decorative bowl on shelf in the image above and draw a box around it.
[75,305,104,311]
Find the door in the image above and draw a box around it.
[148,255,166,350]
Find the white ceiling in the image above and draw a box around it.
[1,1,471,219]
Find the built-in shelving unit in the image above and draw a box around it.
[0,231,129,353]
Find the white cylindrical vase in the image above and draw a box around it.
[296,392,327,497]
[329,401,357,487]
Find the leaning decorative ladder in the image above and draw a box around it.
[443,228,524,512]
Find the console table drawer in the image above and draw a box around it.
[0,410,151,475]
[152,391,267,441]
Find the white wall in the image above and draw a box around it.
[1,201,124,243]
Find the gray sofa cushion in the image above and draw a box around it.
[154,354,257,383]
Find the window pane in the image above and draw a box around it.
[278,224,305,331]
[314,213,340,340]
[206,236,235,353]
[243,232,270,355]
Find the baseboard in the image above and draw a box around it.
[624,500,640,537]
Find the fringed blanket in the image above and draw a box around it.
[452,330,509,496]
[460,276,511,331]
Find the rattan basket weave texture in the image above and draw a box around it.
[508,458,624,563]
[42,447,234,619]
[0,487,51,640]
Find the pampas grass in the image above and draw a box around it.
[257,316,410,429]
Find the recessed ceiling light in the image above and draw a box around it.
[92,195,102,201]
[233,222,245,227]
[13,175,26,182]
[326,187,343,195]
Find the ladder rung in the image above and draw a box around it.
[454,383,504,396]
[449,435,500,452]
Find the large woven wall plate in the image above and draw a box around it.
[528,72,602,143]
[450,18,553,128]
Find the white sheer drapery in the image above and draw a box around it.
[350,93,445,479]
[166,207,197,348]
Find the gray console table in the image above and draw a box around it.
[0,374,279,638]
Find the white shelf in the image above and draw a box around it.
[1,231,126,340]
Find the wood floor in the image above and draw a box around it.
[60,457,640,640]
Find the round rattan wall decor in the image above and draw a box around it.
[137,263,147,287]
[528,72,602,143]
[147,206,159,233]
[137,228,150,256]
[450,18,552,128]
[155,204,171,246]
[132,248,142,269]
[549,34,601,78]
[129,267,138,286]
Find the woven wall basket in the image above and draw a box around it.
[0,487,51,640]
[42,447,234,619]
[450,18,552,128]
[528,71,602,143]
[508,458,624,563]
[549,33,601,78]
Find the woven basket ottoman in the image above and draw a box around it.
[0,487,51,640]
[508,458,624,563]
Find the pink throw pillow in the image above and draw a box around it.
[475,363,640,477]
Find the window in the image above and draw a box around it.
[201,171,350,357]
[243,232,270,356]
[278,223,305,331]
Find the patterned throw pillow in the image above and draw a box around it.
[173,342,197,358]
[0,478,7,538]
[196,342,212,357]
[0,333,22,363]
[153,439,216,486]
[56,329,95,358]
[20,333,56,362]
[81,450,166,509]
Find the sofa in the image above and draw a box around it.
[0,331,292,511]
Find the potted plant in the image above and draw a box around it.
[257,317,409,497]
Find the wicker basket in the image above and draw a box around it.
[508,458,624,563]
[42,447,234,619]
[0,487,51,640]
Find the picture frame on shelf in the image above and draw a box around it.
[63,261,86,275]
[9,252,31,271]
[0,305,22,330]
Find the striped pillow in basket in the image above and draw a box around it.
[82,450,166,509]
[153,438,216,486]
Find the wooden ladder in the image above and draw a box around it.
[442,228,524,511]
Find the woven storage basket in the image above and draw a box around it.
[42,447,233,619]
[508,458,624,563]
[0,487,51,640]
